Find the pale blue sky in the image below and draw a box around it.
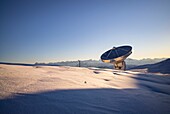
[0,0,170,63]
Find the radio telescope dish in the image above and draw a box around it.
[101,45,132,70]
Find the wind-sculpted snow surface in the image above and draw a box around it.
[0,64,170,114]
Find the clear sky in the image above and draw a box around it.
[0,0,170,63]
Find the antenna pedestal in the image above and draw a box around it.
[114,61,126,70]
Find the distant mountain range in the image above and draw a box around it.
[34,58,167,69]
[0,58,169,74]
[0,62,34,66]
[125,58,167,66]
[131,58,170,74]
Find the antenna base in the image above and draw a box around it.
[114,61,126,70]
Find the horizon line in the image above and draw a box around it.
[0,57,168,64]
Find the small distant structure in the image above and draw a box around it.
[101,45,132,70]
[78,60,81,67]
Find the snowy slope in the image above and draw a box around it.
[0,64,170,114]
[131,58,170,74]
